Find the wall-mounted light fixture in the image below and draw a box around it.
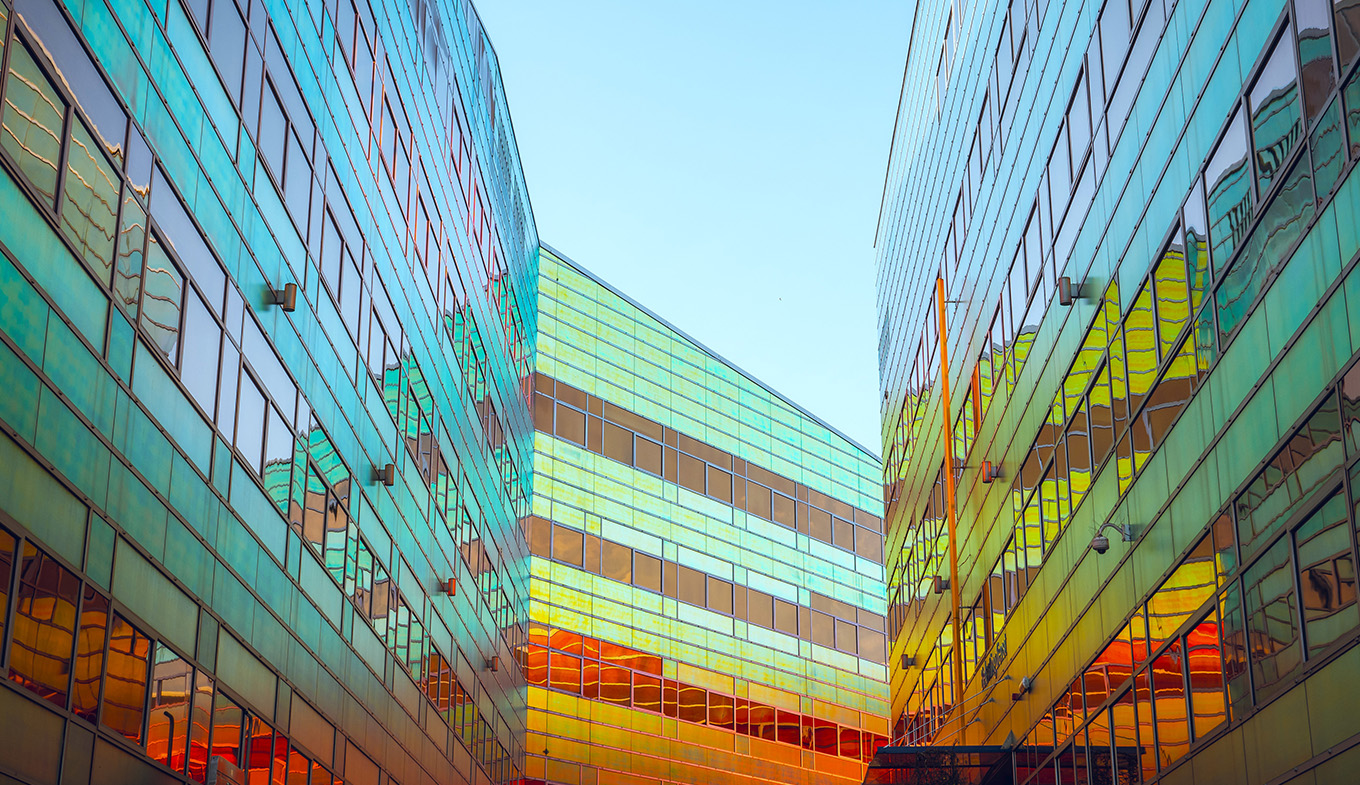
[272,282,298,312]
[374,463,396,487]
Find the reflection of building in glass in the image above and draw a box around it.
[0,0,537,781]
[524,247,889,785]
[875,0,1360,782]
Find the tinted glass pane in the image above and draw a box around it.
[1250,31,1303,194]
[1220,582,1250,713]
[1347,68,1360,158]
[1206,109,1253,273]
[1337,0,1360,71]
[181,290,221,415]
[235,374,267,474]
[1,40,65,205]
[1296,0,1337,122]
[552,526,583,568]
[72,587,108,721]
[141,234,185,363]
[114,191,146,318]
[9,543,79,707]
[601,540,631,583]
[634,552,661,593]
[61,119,119,283]
[150,644,192,772]
[677,565,705,607]
[1243,538,1301,698]
[1186,611,1227,740]
[0,527,15,664]
[1294,490,1357,656]
[210,692,243,766]
[1151,640,1190,769]
[103,614,150,743]
[1311,98,1345,199]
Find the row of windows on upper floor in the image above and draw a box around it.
[885,0,1360,514]
[0,0,534,564]
[522,625,890,764]
[884,0,1358,451]
[523,516,888,665]
[887,10,1360,705]
[533,374,886,565]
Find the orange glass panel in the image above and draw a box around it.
[662,679,679,718]
[678,685,706,724]
[102,614,150,744]
[286,748,309,785]
[210,691,243,767]
[1186,615,1227,740]
[244,719,274,785]
[750,703,776,741]
[708,692,734,730]
[72,588,108,721]
[9,543,80,707]
[149,645,192,772]
[633,673,660,713]
[598,665,629,706]
[188,671,213,783]
[548,652,581,694]
[582,661,599,700]
[524,644,548,687]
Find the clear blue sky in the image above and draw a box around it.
[477,0,913,452]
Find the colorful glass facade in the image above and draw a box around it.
[0,0,536,782]
[877,0,1360,782]
[523,247,889,785]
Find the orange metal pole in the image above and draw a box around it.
[935,278,965,725]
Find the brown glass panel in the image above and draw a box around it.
[103,614,150,744]
[709,692,735,730]
[633,673,660,713]
[809,507,832,541]
[833,518,854,550]
[526,517,550,557]
[555,401,585,446]
[548,652,581,694]
[551,526,584,567]
[601,541,632,583]
[72,588,108,721]
[9,543,79,707]
[835,619,858,654]
[772,493,796,527]
[748,483,773,520]
[749,590,773,629]
[678,453,706,495]
[634,552,662,593]
[583,533,601,574]
[811,611,834,648]
[532,393,553,432]
[708,466,733,503]
[707,577,733,615]
[677,565,705,607]
[635,437,662,476]
[601,421,633,464]
[775,599,798,635]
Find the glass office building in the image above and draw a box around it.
[0,0,536,782]
[876,0,1360,782]
[522,246,889,785]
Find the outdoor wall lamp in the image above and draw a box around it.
[1091,522,1134,554]
[272,282,298,312]
[932,575,950,594]
[901,654,916,669]
[980,460,1002,483]
[1011,675,1034,701]
[441,578,457,597]
[374,463,396,486]
[1058,276,1083,306]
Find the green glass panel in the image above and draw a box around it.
[60,119,119,284]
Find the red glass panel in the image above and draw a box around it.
[708,693,734,730]
[188,672,214,782]
[633,673,660,713]
[598,665,629,706]
[662,679,679,718]
[548,652,581,694]
[210,692,244,766]
[811,717,838,754]
[750,703,776,740]
[838,727,862,758]
[524,644,548,686]
[678,685,706,724]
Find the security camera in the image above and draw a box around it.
[1091,522,1133,555]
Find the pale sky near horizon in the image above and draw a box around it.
[475,0,913,453]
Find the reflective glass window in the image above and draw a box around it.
[601,540,631,583]
[72,587,108,721]
[1,39,66,205]
[1249,30,1303,195]
[678,565,705,607]
[1206,109,1254,273]
[61,118,119,283]
[115,191,147,318]
[749,590,773,629]
[1243,537,1302,698]
[1151,639,1190,769]
[1311,97,1345,199]
[150,644,192,772]
[103,613,150,744]
[0,527,15,670]
[9,542,79,707]
[1294,490,1357,656]
[634,552,662,593]
[1186,610,1227,740]
[1336,0,1360,71]
[210,692,243,766]
[1297,0,1338,122]
[775,598,798,635]
[141,233,185,363]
